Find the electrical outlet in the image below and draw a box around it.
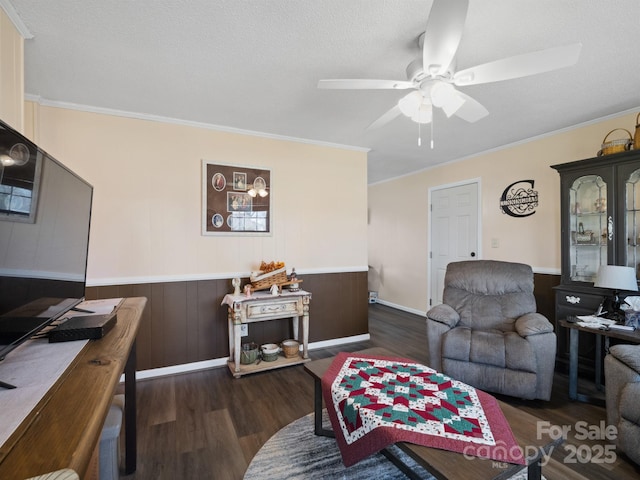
[240,324,248,337]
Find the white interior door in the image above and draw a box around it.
[429,181,480,307]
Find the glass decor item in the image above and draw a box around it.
[569,174,607,283]
[625,168,640,278]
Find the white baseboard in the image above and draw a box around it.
[132,357,229,381]
[305,333,370,350]
[122,333,371,382]
[374,299,426,317]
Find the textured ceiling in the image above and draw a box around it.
[6,0,640,183]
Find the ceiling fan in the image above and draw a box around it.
[318,0,581,134]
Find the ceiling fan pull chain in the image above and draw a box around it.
[418,122,422,147]
[430,119,434,149]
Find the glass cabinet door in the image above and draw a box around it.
[625,168,640,281]
[569,174,608,282]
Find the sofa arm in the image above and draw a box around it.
[609,344,640,374]
[515,313,553,337]
[426,304,460,328]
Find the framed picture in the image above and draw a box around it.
[233,172,247,191]
[227,192,252,212]
[202,160,271,235]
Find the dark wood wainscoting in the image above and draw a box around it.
[533,272,563,370]
[533,272,561,322]
[85,271,368,371]
[85,271,558,372]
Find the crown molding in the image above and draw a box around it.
[0,0,33,39]
[369,105,640,186]
[24,95,370,153]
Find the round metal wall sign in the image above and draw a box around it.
[499,180,539,217]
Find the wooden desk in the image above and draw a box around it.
[223,290,311,378]
[0,297,146,479]
[559,317,640,406]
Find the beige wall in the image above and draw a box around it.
[368,111,640,314]
[0,7,23,130]
[26,103,368,285]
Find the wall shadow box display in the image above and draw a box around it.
[202,160,271,235]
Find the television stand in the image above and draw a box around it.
[0,297,146,477]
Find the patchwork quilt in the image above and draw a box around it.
[321,352,526,467]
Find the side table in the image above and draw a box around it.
[222,290,311,377]
[559,317,640,405]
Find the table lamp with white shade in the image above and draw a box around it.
[594,265,638,321]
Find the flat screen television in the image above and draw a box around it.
[0,119,93,361]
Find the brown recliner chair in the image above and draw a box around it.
[604,344,640,465]
[426,260,556,400]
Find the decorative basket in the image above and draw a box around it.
[250,267,288,290]
[281,339,300,358]
[598,128,633,156]
[261,343,280,362]
[240,342,259,364]
[634,113,640,150]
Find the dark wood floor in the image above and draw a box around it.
[120,304,640,480]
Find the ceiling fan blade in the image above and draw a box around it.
[318,79,414,90]
[453,43,582,86]
[453,91,489,123]
[422,0,469,76]
[367,105,403,130]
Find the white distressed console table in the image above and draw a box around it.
[221,290,311,378]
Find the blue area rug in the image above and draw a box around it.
[244,410,537,480]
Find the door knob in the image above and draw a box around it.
[470,252,476,257]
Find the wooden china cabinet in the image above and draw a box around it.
[551,150,640,374]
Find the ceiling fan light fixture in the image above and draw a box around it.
[430,81,454,107]
[0,154,14,166]
[248,185,268,198]
[411,103,433,124]
[398,91,423,117]
[430,81,465,117]
[0,143,30,167]
[441,90,466,117]
[317,0,582,132]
